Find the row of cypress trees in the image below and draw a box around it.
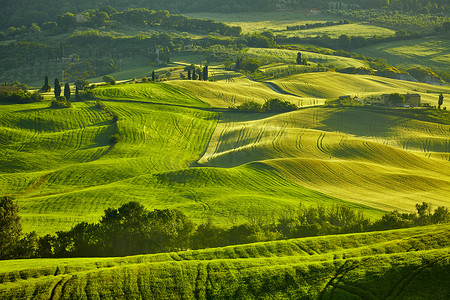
[187,66,208,81]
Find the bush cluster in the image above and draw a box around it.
[0,89,43,104]
[230,99,298,113]
[2,195,448,260]
[50,96,72,108]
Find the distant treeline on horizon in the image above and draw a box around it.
[1,0,448,29]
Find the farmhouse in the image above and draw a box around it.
[381,93,421,106]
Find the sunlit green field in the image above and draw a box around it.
[1,224,449,299]
[356,35,450,71]
[185,11,337,34]
[281,23,395,38]
[2,73,450,235]
[247,48,369,68]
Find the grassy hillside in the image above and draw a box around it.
[198,108,450,212]
[1,224,449,299]
[356,34,450,71]
[271,72,450,105]
[0,101,218,233]
[93,82,209,107]
[247,48,369,69]
[282,23,396,38]
[185,11,337,34]
[2,73,450,234]
[168,74,303,108]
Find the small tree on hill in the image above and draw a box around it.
[102,75,116,85]
[54,78,61,98]
[296,52,302,65]
[40,75,51,92]
[438,93,444,110]
[64,83,71,101]
[389,93,405,105]
[187,69,191,80]
[75,85,80,101]
[192,69,197,80]
[152,71,156,82]
[0,196,22,259]
[203,66,208,81]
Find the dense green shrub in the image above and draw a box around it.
[0,90,43,104]
[262,98,297,112]
[50,96,72,108]
[103,75,116,85]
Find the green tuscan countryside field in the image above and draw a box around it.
[1,72,450,235]
[356,35,450,71]
[1,5,450,298]
[1,225,449,299]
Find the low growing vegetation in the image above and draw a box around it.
[230,98,297,113]
[2,196,448,260]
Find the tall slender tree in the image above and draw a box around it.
[438,93,444,110]
[203,66,208,81]
[192,69,197,80]
[64,83,71,100]
[151,71,155,82]
[296,52,302,65]
[54,78,61,98]
[0,196,22,259]
[188,69,191,80]
[75,85,80,101]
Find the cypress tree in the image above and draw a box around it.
[188,69,191,80]
[438,93,444,110]
[296,52,302,65]
[64,83,71,100]
[192,69,197,80]
[203,66,208,81]
[41,75,51,92]
[54,78,61,98]
[75,85,80,101]
[152,71,155,82]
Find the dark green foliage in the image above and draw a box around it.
[102,75,116,85]
[152,71,156,82]
[1,201,449,260]
[389,93,405,104]
[40,75,51,92]
[203,66,208,81]
[241,58,260,73]
[54,78,61,98]
[74,80,90,90]
[192,68,197,80]
[0,90,43,104]
[50,96,72,108]
[262,98,297,113]
[0,196,22,260]
[64,83,70,100]
[438,93,444,109]
[187,69,191,80]
[296,52,302,65]
[235,57,242,71]
[229,101,262,112]
[109,134,120,144]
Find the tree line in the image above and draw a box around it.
[1,195,449,260]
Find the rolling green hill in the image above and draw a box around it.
[356,35,450,72]
[1,224,449,299]
[1,73,450,234]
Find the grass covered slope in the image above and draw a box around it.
[356,35,450,72]
[1,225,449,299]
[168,75,301,108]
[247,48,370,69]
[271,72,450,105]
[93,82,209,107]
[198,108,450,211]
[0,101,218,233]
